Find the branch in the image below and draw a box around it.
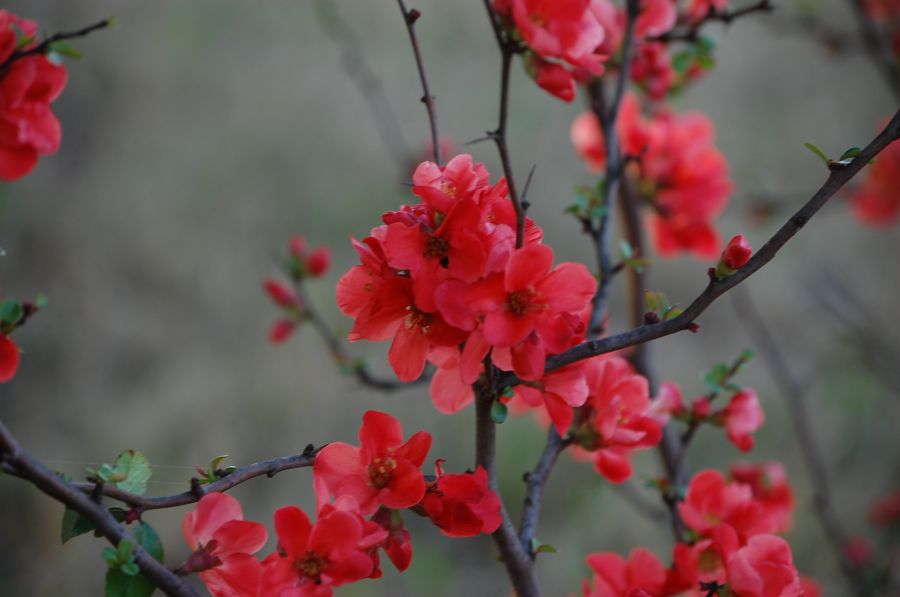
[396,1,442,165]
[0,17,113,74]
[731,288,870,596]
[481,0,527,248]
[518,428,571,553]
[313,0,412,176]
[587,0,640,336]
[62,448,320,512]
[474,369,541,597]
[656,0,774,43]
[0,420,200,597]
[495,109,900,389]
[293,281,431,391]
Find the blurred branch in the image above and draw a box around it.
[731,287,870,596]
[518,428,572,554]
[396,0,442,165]
[0,17,113,75]
[587,0,640,337]
[846,0,900,100]
[312,0,412,175]
[656,0,774,43]
[0,420,200,597]
[494,109,900,387]
[60,448,319,511]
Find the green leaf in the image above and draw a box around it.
[695,52,715,70]
[105,567,155,597]
[490,400,508,424]
[35,293,49,308]
[672,51,693,74]
[209,455,229,473]
[704,363,730,393]
[102,547,118,564]
[47,40,82,60]
[120,562,140,577]
[663,307,683,321]
[117,539,134,562]
[0,299,22,325]
[134,522,164,563]
[61,508,96,543]
[803,142,830,165]
[619,240,633,260]
[500,386,515,398]
[531,538,558,554]
[696,35,716,53]
[644,290,671,316]
[839,147,862,161]
[112,450,152,495]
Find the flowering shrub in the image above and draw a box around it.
[1,3,899,597]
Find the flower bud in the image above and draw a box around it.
[306,247,331,277]
[263,279,299,308]
[722,235,752,269]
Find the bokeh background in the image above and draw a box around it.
[0,0,898,595]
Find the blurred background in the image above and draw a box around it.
[0,0,897,595]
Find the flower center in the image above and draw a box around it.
[440,181,456,198]
[293,550,329,578]
[404,305,433,335]
[368,456,398,488]
[423,235,449,261]
[507,289,541,317]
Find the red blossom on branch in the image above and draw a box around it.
[0,334,19,383]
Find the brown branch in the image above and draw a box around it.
[657,0,774,43]
[731,288,870,596]
[481,0,527,248]
[474,368,541,597]
[0,420,200,597]
[0,17,113,75]
[587,0,640,336]
[396,1,442,165]
[494,109,900,389]
[312,0,412,175]
[846,0,900,101]
[63,448,319,512]
[518,428,571,553]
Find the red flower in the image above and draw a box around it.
[852,134,900,226]
[411,153,490,214]
[721,234,753,270]
[181,493,268,597]
[843,537,872,567]
[730,461,795,533]
[509,362,590,436]
[726,534,802,597]
[421,464,502,538]
[685,0,728,24]
[868,488,900,526]
[0,334,19,383]
[369,508,413,573]
[527,54,577,102]
[314,410,431,515]
[635,0,677,39]
[427,347,476,414]
[286,235,331,278]
[582,548,668,597]
[721,389,765,452]
[679,469,776,542]
[0,11,67,181]
[630,42,676,100]
[572,357,662,483]
[261,505,374,596]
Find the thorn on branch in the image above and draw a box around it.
[303,443,316,457]
[189,477,204,498]
[91,481,104,503]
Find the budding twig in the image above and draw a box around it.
[0,17,113,75]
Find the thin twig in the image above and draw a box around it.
[656,0,775,43]
[731,288,870,597]
[396,1,442,165]
[0,17,113,75]
[846,0,900,100]
[60,449,320,511]
[518,428,571,553]
[0,420,200,597]
[494,110,900,388]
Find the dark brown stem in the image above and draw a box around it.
[731,288,870,597]
[0,420,199,597]
[474,372,540,597]
[495,109,900,389]
[0,17,113,75]
[846,0,900,100]
[518,428,571,553]
[396,0,442,165]
[657,0,774,43]
[61,449,319,511]
[587,0,640,336]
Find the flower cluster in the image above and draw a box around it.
[181,411,501,596]
[571,92,732,258]
[581,464,808,597]
[0,10,68,181]
[336,154,598,420]
[852,132,900,226]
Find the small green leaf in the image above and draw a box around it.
[0,299,22,325]
[839,147,862,161]
[102,547,118,564]
[671,51,693,74]
[695,52,715,70]
[619,240,633,260]
[134,521,164,563]
[61,508,96,543]
[209,455,229,473]
[740,348,756,362]
[803,142,830,165]
[663,307,683,321]
[490,400,508,424]
[111,450,152,495]
[501,386,515,398]
[704,363,730,393]
[696,35,716,53]
[120,562,140,577]
[117,539,134,562]
[34,293,49,308]
[105,567,154,597]
[531,538,558,554]
[47,40,82,60]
